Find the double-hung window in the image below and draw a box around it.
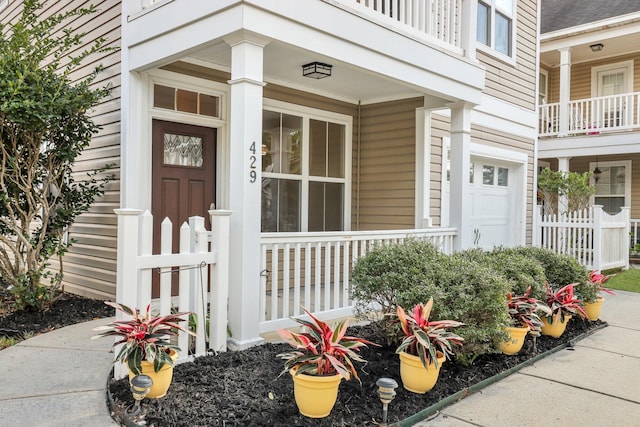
[592,161,631,215]
[261,102,350,233]
[477,0,515,57]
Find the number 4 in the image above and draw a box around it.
[250,141,256,154]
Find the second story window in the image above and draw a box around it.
[477,0,515,57]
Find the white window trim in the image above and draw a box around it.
[0,0,8,11]
[590,160,632,210]
[539,68,549,105]
[262,99,352,232]
[590,60,634,98]
[476,0,518,65]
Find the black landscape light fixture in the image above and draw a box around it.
[376,377,399,426]
[302,62,332,79]
[127,374,153,416]
[590,43,604,52]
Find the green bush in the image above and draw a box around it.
[503,247,588,287]
[351,241,510,365]
[457,248,547,300]
[350,239,445,321]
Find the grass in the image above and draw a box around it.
[0,336,17,350]
[605,267,640,293]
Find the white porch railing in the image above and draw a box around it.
[539,92,640,137]
[258,228,456,333]
[348,0,462,50]
[114,209,231,378]
[630,219,640,254]
[534,205,630,271]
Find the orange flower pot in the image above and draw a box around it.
[127,349,178,398]
[584,297,604,321]
[541,314,572,338]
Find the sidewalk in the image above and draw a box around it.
[416,290,640,426]
[0,293,638,426]
[0,317,117,427]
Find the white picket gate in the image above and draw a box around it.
[113,209,231,378]
[534,205,629,271]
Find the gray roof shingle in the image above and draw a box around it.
[541,0,640,34]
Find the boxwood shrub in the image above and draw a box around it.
[500,246,588,287]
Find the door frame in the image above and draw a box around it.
[129,69,230,216]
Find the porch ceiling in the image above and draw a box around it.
[186,41,443,105]
[541,25,640,67]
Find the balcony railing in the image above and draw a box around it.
[128,1,464,53]
[349,0,462,50]
[539,92,640,137]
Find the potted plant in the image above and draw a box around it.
[92,302,195,398]
[541,283,588,338]
[500,288,551,355]
[395,298,464,394]
[579,270,615,321]
[276,308,377,418]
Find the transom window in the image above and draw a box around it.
[261,105,350,232]
[477,0,515,57]
[153,84,220,118]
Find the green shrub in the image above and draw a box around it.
[500,247,588,288]
[350,239,445,321]
[455,248,547,300]
[351,241,510,365]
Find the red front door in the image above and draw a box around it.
[152,120,216,294]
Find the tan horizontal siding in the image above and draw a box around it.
[354,98,422,230]
[478,0,537,110]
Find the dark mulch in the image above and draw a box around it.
[0,288,113,339]
[109,319,603,427]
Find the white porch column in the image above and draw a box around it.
[225,33,269,350]
[415,107,433,228]
[557,157,570,214]
[558,47,572,137]
[460,0,478,60]
[448,102,473,250]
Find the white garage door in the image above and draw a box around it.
[468,161,514,250]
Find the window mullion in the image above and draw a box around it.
[300,117,310,232]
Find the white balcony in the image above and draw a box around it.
[539,92,640,137]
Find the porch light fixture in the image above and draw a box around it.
[590,43,604,52]
[126,375,153,416]
[376,377,398,426]
[302,62,332,79]
[593,165,602,183]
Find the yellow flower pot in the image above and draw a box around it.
[584,297,604,321]
[499,326,530,355]
[399,351,445,394]
[541,314,572,338]
[127,349,178,399]
[290,368,342,418]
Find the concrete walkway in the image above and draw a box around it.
[0,292,638,426]
[416,290,640,426]
[0,317,117,427]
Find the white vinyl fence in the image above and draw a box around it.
[114,209,231,378]
[534,205,629,271]
[259,228,456,332]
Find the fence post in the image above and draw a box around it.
[139,211,153,310]
[113,208,142,379]
[533,205,542,246]
[592,205,603,271]
[189,216,207,356]
[622,206,631,270]
[210,210,232,352]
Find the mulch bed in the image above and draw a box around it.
[109,318,603,427]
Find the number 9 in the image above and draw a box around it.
[250,170,257,183]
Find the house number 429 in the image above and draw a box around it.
[249,141,258,183]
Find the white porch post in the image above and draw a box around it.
[557,157,570,214]
[225,33,269,350]
[415,107,433,228]
[460,0,478,60]
[448,102,473,250]
[558,47,571,137]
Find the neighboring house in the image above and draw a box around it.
[538,0,640,220]
[1,1,539,348]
